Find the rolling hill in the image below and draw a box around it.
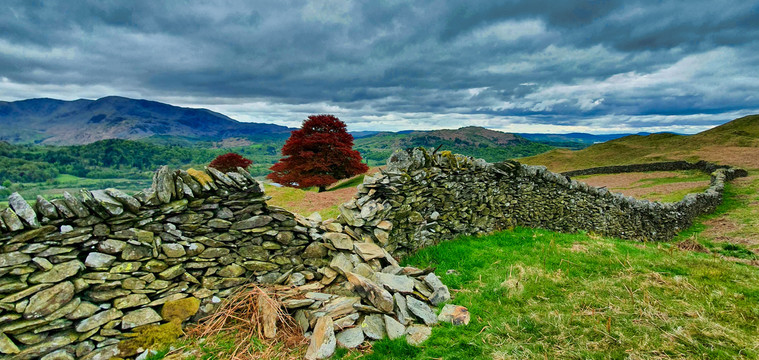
[0,96,292,145]
[355,126,555,164]
[521,114,759,171]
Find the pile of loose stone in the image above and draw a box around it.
[273,231,470,359]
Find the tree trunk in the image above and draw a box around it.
[318,186,327,192]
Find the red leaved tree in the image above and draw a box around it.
[209,153,253,173]
[267,115,368,192]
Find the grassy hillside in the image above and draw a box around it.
[522,114,759,172]
[356,126,555,165]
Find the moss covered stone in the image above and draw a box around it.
[161,297,200,323]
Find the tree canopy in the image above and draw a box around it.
[267,115,368,191]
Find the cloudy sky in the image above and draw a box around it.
[2,1,759,134]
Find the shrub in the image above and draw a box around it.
[209,153,253,173]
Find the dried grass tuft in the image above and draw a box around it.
[181,283,308,359]
[675,238,710,253]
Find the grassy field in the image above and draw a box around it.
[522,115,759,172]
[575,170,712,203]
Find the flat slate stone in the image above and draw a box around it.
[406,296,438,326]
[375,272,415,294]
[75,308,123,333]
[8,192,40,228]
[24,281,75,319]
[305,316,335,360]
[360,314,386,340]
[324,232,353,250]
[84,253,116,268]
[29,260,83,284]
[336,327,364,349]
[1,208,25,232]
[122,307,162,329]
[384,315,406,340]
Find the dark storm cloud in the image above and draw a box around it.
[1,0,758,133]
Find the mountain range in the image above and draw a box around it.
[0,96,292,145]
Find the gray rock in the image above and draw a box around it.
[305,316,335,360]
[231,215,273,230]
[346,273,394,313]
[159,264,185,280]
[79,189,110,219]
[360,314,386,340]
[423,272,451,305]
[353,242,385,261]
[76,308,123,334]
[97,239,127,254]
[1,208,24,232]
[40,349,74,360]
[375,272,415,294]
[24,281,75,319]
[90,190,124,216]
[161,243,186,258]
[206,166,238,188]
[105,188,141,213]
[335,327,364,349]
[303,242,328,258]
[43,297,81,322]
[329,252,354,276]
[79,345,119,360]
[0,251,31,267]
[8,193,40,228]
[406,296,438,325]
[65,302,99,320]
[324,232,353,250]
[12,332,78,360]
[405,324,431,346]
[121,307,162,329]
[0,332,20,354]
[122,244,152,260]
[384,315,406,340]
[393,293,413,325]
[152,165,176,204]
[50,199,76,219]
[35,195,59,220]
[84,252,116,268]
[114,294,150,310]
[29,260,83,284]
[32,257,54,271]
[63,191,90,218]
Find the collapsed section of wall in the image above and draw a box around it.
[338,148,746,258]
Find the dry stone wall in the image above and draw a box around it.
[338,148,747,258]
[0,166,337,359]
[0,148,746,359]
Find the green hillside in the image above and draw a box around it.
[522,114,759,172]
[356,126,555,165]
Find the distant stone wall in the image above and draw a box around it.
[337,148,747,258]
[560,160,743,178]
[0,149,746,359]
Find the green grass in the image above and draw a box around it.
[332,227,759,359]
[329,175,365,191]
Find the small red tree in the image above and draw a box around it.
[209,153,253,173]
[268,115,368,192]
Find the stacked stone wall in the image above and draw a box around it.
[0,166,335,359]
[338,148,747,257]
[0,148,746,358]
